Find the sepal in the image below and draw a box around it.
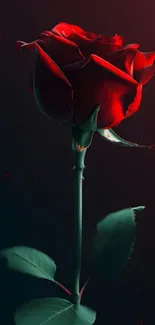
[97,127,155,149]
[79,105,100,131]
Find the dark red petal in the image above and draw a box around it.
[39,32,84,66]
[80,38,139,60]
[133,51,155,72]
[133,51,146,70]
[79,37,122,58]
[135,65,155,85]
[40,31,54,37]
[122,43,139,50]
[124,50,136,76]
[104,34,125,46]
[16,40,27,50]
[96,82,142,129]
[33,43,73,122]
[52,22,85,38]
[52,22,99,46]
[90,54,137,84]
[16,40,44,51]
[107,49,137,77]
[66,54,139,129]
[141,51,155,66]
[35,43,72,86]
[125,84,142,118]
[63,57,88,72]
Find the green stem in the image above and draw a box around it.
[71,146,87,304]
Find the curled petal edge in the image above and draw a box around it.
[34,43,73,88]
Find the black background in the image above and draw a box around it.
[0,0,155,324]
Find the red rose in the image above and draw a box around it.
[16,22,155,130]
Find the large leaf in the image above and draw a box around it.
[0,246,56,281]
[92,207,145,281]
[97,128,155,149]
[15,297,96,325]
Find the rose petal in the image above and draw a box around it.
[107,49,137,77]
[66,54,139,129]
[133,51,155,72]
[16,40,27,50]
[79,38,139,61]
[97,82,142,129]
[33,43,73,122]
[63,57,89,72]
[88,54,137,84]
[122,43,139,50]
[52,22,85,38]
[134,65,155,85]
[133,51,146,71]
[39,31,84,66]
[79,37,123,59]
[17,34,84,67]
[141,51,155,67]
[40,31,54,37]
[52,22,99,46]
[106,34,125,46]
[16,40,44,51]
[123,50,136,76]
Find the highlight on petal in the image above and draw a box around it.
[39,31,84,66]
[66,53,139,129]
[97,128,155,149]
[52,22,85,38]
[16,40,44,52]
[124,50,136,76]
[133,51,146,71]
[52,22,98,40]
[52,22,99,46]
[90,54,137,84]
[33,43,73,122]
[16,40,27,50]
[122,43,139,50]
[108,34,125,46]
[40,31,54,38]
[35,43,72,87]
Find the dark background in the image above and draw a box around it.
[0,0,155,324]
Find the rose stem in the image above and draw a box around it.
[71,146,87,304]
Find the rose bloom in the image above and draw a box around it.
[16,22,155,130]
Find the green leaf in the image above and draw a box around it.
[97,128,152,148]
[15,297,96,325]
[92,207,145,281]
[0,246,56,281]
